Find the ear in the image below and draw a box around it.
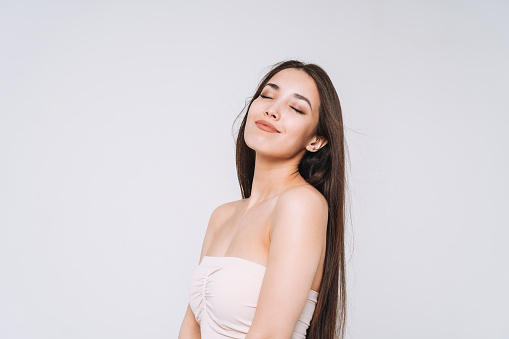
[305,136,328,152]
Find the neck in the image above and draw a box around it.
[247,150,308,208]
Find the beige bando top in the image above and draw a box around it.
[188,255,319,339]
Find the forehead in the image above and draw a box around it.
[266,68,320,111]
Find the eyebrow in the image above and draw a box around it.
[265,82,313,111]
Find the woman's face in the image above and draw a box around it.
[244,68,322,159]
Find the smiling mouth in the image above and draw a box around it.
[255,122,279,133]
[255,119,281,133]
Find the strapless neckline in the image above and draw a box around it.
[201,255,320,297]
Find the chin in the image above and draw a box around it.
[245,136,293,159]
[245,127,273,151]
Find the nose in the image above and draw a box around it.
[265,103,280,120]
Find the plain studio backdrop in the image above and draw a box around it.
[1,1,508,338]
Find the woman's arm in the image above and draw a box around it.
[178,303,201,339]
[245,186,328,339]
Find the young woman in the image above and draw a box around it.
[178,60,348,339]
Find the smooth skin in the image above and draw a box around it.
[178,68,329,339]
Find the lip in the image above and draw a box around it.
[255,119,280,133]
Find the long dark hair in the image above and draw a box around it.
[232,59,349,339]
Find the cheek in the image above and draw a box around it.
[286,119,312,141]
[248,101,263,115]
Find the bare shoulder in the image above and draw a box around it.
[198,199,243,263]
[270,184,328,240]
[277,184,328,215]
[208,199,242,232]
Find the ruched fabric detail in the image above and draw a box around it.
[188,256,319,339]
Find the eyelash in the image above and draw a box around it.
[259,94,304,114]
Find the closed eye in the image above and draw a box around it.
[260,94,303,114]
[292,106,304,114]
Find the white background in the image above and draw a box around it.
[1,1,508,338]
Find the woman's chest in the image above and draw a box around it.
[205,200,276,266]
